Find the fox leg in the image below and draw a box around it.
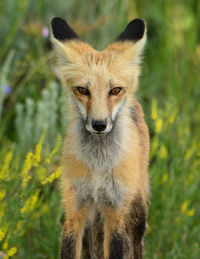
[104,209,126,259]
[130,197,147,259]
[82,213,103,259]
[61,189,88,259]
[82,226,94,259]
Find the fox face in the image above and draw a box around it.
[51,17,146,135]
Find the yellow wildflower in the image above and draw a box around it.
[33,131,46,167]
[187,209,195,217]
[0,189,6,200]
[161,173,168,183]
[160,145,168,159]
[45,136,61,164]
[37,167,47,183]
[0,226,8,242]
[181,200,189,214]
[21,152,33,189]
[151,99,158,120]
[21,190,40,214]
[0,152,13,180]
[155,117,163,134]
[6,247,17,258]
[42,166,62,185]
[13,221,24,237]
[2,233,9,250]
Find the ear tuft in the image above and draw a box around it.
[117,18,145,42]
[51,17,79,41]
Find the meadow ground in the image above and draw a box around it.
[0,0,200,258]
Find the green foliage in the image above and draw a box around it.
[0,0,200,258]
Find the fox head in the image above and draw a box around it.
[50,17,146,135]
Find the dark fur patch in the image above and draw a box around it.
[130,197,147,259]
[109,232,124,259]
[61,233,75,259]
[82,226,93,259]
[117,18,145,42]
[131,198,146,245]
[51,17,79,41]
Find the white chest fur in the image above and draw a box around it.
[73,171,127,209]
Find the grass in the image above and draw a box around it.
[0,0,200,258]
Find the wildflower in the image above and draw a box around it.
[2,233,9,250]
[151,99,158,120]
[42,166,62,185]
[0,189,6,201]
[33,131,46,167]
[13,221,24,237]
[42,26,50,38]
[168,108,178,125]
[21,152,33,189]
[155,117,163,134]
[5,247,17,258]
[187,209,195,217]
[21,190,40,214]
[0,152,13,180]
[45,136,61,164]
[185,147,194,160]
[37,167,47,182]
[160,145,168,159]
[0,226,8,242]
[5,85,11,95]
[181,200,189,214]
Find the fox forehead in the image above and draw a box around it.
[62,42,137,88]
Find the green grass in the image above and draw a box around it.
[0,0,200,258]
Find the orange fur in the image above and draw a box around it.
[51,17,149,259]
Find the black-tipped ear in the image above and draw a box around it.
[50,17,79,41]
[117,18,146,42]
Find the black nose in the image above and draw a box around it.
[92,120,107,132]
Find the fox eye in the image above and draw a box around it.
[109,87,122,95]
[77,87,89,95]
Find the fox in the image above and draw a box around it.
[50,16,150,259]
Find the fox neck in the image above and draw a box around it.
[71,102,132,173]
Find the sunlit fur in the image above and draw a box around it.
[51,23,149,259]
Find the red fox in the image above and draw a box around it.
[50,16,150,259]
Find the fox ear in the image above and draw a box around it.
[114,18,147,63]
[50,17,80,65]
[50,17,79,41]
[117,18,146,43]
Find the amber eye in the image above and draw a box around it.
[109,87,122,95]
[77,87,89,95]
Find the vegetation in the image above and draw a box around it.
[0,0,200,258]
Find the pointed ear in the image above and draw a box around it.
[117,18,146,43]
[110,18,147,64]
[51,17,79,41]
[50,17,80,65]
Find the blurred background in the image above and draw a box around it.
[0,0,200,258]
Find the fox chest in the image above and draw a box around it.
[73,174,127,209]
